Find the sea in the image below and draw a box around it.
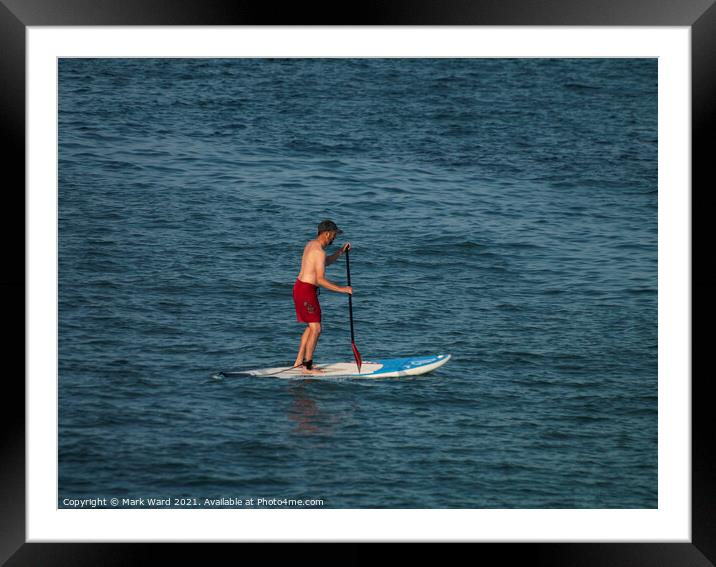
[58,58,657,509]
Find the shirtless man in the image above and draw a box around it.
[292,220,352,374]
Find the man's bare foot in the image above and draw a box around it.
[302,367,326,375]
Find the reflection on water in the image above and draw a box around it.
[287,382,331,435]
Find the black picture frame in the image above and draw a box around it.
[3,1,709,564]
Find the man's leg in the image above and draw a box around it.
[294,325,311,368]
[303,322,322,373]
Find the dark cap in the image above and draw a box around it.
[317,219,343,235]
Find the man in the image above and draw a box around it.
[293,220,352,374]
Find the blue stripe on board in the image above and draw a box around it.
[366,355,445,375]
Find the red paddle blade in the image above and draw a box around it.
[352,342,362,373]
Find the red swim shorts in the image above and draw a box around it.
[293,279,321,323]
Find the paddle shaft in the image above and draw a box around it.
[345,247,362,372]
[346,249,355,343]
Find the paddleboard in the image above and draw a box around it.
[216,354,451,379]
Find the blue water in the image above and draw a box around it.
[58,58,657,508]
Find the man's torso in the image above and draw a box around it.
[297,239,325,285]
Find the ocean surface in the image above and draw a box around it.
[58,58,657,509]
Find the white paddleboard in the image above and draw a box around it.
[217,354,451,379]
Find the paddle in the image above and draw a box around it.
[345,247,362,372]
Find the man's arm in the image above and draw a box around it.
[326,243,350,266]
[315,249,352,294]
